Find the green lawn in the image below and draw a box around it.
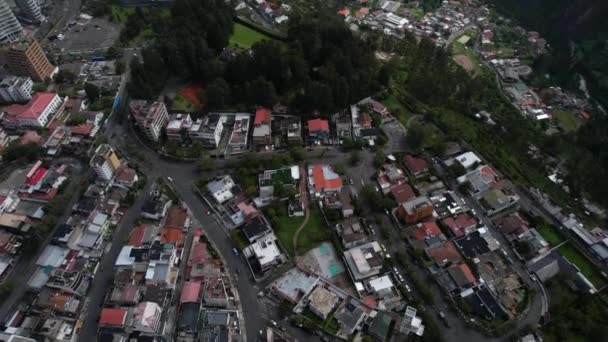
[229,23,272,48]
[383,93,411,124]
[558,244,606,287]
[171,94,197,112]
[555,111,580,132]
[271,208,330,257]
[537,224,565,246]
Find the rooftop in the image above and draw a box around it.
[99,308,128,326]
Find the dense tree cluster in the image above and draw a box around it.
[127,0,385,116]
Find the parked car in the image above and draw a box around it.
[232,248,240,256]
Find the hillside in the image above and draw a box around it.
[489,0,608,106]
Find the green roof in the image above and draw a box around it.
[259,168,296,187]
[514,82,528,91]
[368,312,393,340]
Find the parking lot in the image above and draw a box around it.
[50,17,120,56]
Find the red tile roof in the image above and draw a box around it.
[442,213,477,238]
[338,8,350,16]
[404,155,428,174]
[580,111,590,120]
[10,93,58,119]
[312,165,342,193]
[254,107,271,125]
[450,263,476,284]
[308,119,329,132]
[390,183,416,204]
[160,226,184,245]
[99,308,128,326]
[427,241,463,266]
[180,281,202,303]
[70,123,93,136]
[165,207,188,228]
[414,221,442,240]
[128,224,147,246]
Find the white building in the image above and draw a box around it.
[190,113,227,148]
[132,302,162,334]
[0,0,23,43]
[400,306,425,336]
[130,100,169,142]
[243,233,282,272]
[15,0,44,23]
[206,175,236,204]
[2,92,64,127]
[228,113,251,154]
[0,76,33,102]
[90,144,122,181]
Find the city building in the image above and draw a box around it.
[206,175,236,204]
[457,165,499,198]
[335,111,352,140]
[0,76,33,102]
[165,113,192,141]
[90,144,122,181]
[404,155,428,177]
[203,276,228,307]
[191,113,226,148]
[343,241,384,281]
[15,0,44,23]
[307,119,330,145]
[243,232,282,272]
[308,286,340,320]
[0,0,22,42]
[3,36,56,81]
[399,306,425,336]
[252,107,272,148]
[129,100,169,142]
[397,195,434,224]
[132,302,162,334]
[2,92,64,127]
[228,113,250,154]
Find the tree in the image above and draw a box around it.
[54,69,76,84]
[84,83,100,102]
[115,59,125,75]
[406,122,426,152]
[374,150,386,168]
[1,143,41,162]
[202,78,231,110]
[349,150,361,166]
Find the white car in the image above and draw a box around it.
[167,176,174,182]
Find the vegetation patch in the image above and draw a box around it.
[555,110,580,132]
[558,244,606,287]
[536,224,565,246]
[229,23,272,48]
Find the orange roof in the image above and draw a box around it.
[312,165,342,193]
[254,107,271,125]
[50,293,70,311]
[308,119,329,132]
[70,123,93,136]
[414,221,442,240]
[338,8,350,16]
[180,281,202,303]
[161,226,184,244]
[450,263,476,284]
[427,241,463,266]
[165,207,188,228]
[128,224,147,246]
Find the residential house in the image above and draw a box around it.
[132,302,162,334]
[203,276,228,307]
[165,113,193,141]
[207,175,236,204]
[258,166,299,200]
[404,155,428,177]
[377,164,406,194]
[252,107,272,148]
[308,286,340,320]
[307,119,330,145]
[343,241,384,281]
[410,221,446,248]
[241,215,271,243]
[335,111,352,140]
[99,308,130,329]
[364,275,402,310]
[243,232,283,273]
[190,113,227,148]
[496,212,529,241]
[426,241,463,268]
[399,306,425,336]
[308,164,343,197]
[448,263,477,289]
[228,114,250,154]
[397,195,434,224]
[430,190,467,218]
[90,144,121,181]
[442,212,477,238]
[337,217,367,249]
[457,165,499,198]
[478,188,519,216]
[390,183,416,205]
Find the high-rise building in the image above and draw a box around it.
[0,76,33,102]
[15,0,44,23]
[129,100,169,142]
[90,144,122,181]
[0,0,23,42]
[3,36,57,81]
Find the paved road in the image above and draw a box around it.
[0,161,85,322]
